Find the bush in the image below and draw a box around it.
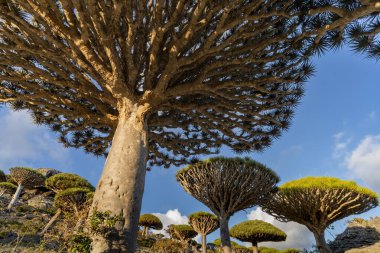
[67,233,92,253]
[0,182,17,195]
[46,173,94,193]
[152,238,183,253]
[0,170,6,182]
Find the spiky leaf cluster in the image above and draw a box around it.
[176,157,279,217]
[45,173,94,193]
[0,170,6,182]
[262,177,379,232]
[0,182,17,195]
[139,214,163,230]
[189,211,219,235]
[36,168,61,178]
[230,220,286,244]
[54,187,93,214]
[9,167,45,187]
[2,1,378,168]
[167,224,198,242]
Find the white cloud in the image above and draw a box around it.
[333,132,352,159]
[0,110,69,170]
[246,208,314,250]
[152,209,189,236]
[345,135,380,191]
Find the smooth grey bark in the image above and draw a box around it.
[252,241,258,253]
[201,234,207,253]
[313,230,332,253]
[220,216,232,253]
[7,184,23,211]
[90,107,148,253]
[40,208,62,234]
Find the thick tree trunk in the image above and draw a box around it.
[220,216,231,253]
[90,107,148,253]
[201,234,207,253]
[252,241,258,253]
[40,208,62,234]
[7,184,23,211]
[313,230,332,253]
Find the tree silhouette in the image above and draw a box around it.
[1,1,379,251]
[177,157,279,253]
[262,177,379,253]
[230,220,286,253]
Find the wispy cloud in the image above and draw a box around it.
[0,110,69,170]
[332,132,352,159]
[344,135,380,191]
[246,208,314,250]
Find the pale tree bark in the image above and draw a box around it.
[7,184,23,211]
[220,216,232,253]
[312,230,332,253]
[90,103,148,253]
[201,234,207,253]
[252,241,258,253]
[40,208,62,235]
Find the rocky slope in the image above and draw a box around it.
[330,217,380,253]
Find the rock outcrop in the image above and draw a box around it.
[330,217,380,253]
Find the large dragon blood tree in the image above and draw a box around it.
[1,1,379,252]
[176,157,279,253]
[262,177,379,253]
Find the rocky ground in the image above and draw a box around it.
[330,217,380,253]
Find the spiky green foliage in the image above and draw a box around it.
[139,214,163,230]
[0,170,6,182]
[259,247,281,253]
[281,249,301,253]
[230,220,286,244]
[168,224,198,242]
[9,167,45,187]
[189,211,219,235]
[281,177,378,199]
[54,188,93,214]
[45,173,94,193]
[0,182,17,195]
[213,239,239,247]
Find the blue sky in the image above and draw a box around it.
[0,46,379,250]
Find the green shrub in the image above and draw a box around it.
[89,210,123,236]
[67,233,92,253]
[0,182,17,195]
[9,167,45,187]
[46,173,94,193]
[0,170,6,182]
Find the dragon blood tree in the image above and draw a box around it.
[1,1,379,251]
[230,220,287,253]
[168,224,198,253]
[7,167,45,210]
[176,157,279,253]
[42,173,94,234]
[262,177,379,253]
[139,214,163,237]
[189,211,219,253]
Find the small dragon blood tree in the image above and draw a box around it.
[42,173,94,234]
[189,211,219,253]
[176,157,279,253]
[7,167,45,210]
[168,224,198,252]
[230,220,287,253]
[262,177,379,253]
[139,214,163,237]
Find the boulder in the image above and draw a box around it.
[27,195,53,210]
